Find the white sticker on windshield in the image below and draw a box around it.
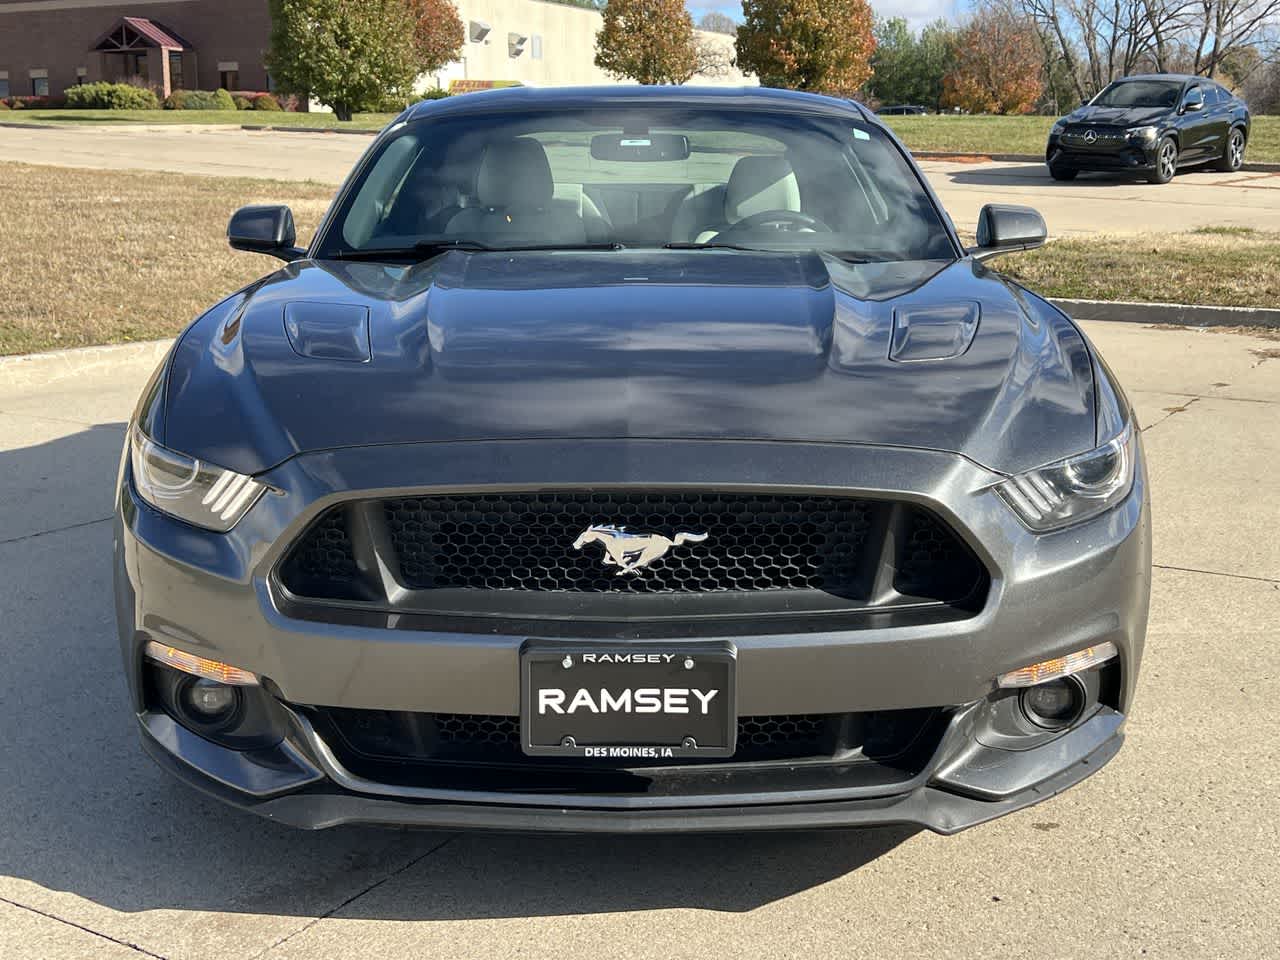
[853,128,870,141]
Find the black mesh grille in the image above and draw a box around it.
[895,509,977,598]
[319,708,839,764]
[278,508,360,598]
[278,489,986,616]
[385,491,873,594]
[307,705,947,798]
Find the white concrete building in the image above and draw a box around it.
[425,0,752,90]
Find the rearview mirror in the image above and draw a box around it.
[228,204,305,261]
[969,204,1047,261]
[590,133,691,162]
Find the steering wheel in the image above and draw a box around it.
[715,209,834,240]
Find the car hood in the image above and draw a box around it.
[163,251,1096,476]
[1065,105,1169,127]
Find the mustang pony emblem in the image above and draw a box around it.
[572,525,709,575]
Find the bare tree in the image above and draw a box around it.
[1188,0,1280,76]
[1018,0,1279,95]
[697,11,738,35]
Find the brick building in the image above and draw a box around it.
[0,0,272,100]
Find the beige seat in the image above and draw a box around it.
[670,155,801,244]
[446,138,587,245]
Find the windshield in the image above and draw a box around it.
[314,106,956,263]
[1092,80,1183,109]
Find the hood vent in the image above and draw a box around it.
[889,302,980,362]
[284,301,371,362]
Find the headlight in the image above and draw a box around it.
[129,427,266,531]
[995,424,1136,532]
[1127,125,1158,142]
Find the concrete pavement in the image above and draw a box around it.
[4,123,1280,235]
[0,321,1276,959]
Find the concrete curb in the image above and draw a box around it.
[1050,297,1280,328]
[240,123,379,135]
[912,149,1280,174]
[0,340,172,391]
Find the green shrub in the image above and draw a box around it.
[64,81,159,110]
[417,88,451,101]
[251,93,283,111]
[233,95,253,110]
[162,88,236,110]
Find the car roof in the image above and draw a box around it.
[405,85,873,122]
[1110,73,1208,84]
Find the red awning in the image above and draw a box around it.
[91,16,192,52]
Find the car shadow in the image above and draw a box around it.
[0,421,916,924]
[941,164,1149,187]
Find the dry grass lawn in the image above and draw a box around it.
[1001,227,1280,307]
[0,163,334,355]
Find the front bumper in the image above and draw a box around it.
[1047,135,1159,171]
[139,703,1125,833]
[116,437,1150,833]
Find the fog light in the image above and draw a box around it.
[183,678,239,721]
[1020,677,1084,729]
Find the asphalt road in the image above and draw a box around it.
[0,321,1277,959]
[3,123,1280,235]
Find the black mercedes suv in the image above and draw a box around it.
[1046,73,1250,183]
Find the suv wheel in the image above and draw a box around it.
[1150,137,1178,184]
[1049,164,1078,181]
[1217,128,1245,172]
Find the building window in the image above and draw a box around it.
[531,35,542,60]
[168,52,184,90]
[125,52,148,83]
[217,61,240,90]
[0,76,9,100]
[75,67,87,85]
[31,75,49,97]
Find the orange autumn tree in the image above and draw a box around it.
[942,8,1043,114]
[594,0,704,85]
[407,0,465,74]
[735,0,875,95]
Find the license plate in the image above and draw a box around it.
[520,643,737,759]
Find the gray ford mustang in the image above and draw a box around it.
[114,86,1150,833]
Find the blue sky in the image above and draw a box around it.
[687,0,965,32]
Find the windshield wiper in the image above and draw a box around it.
[662,241,769,252]
[326,239,624,261]
[665,241,876,263]
[479,242,625,252]
[325,239,494,261]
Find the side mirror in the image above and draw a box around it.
[1181,94,1204,113]
[969,204,1047,261]
[228,204,305,262]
